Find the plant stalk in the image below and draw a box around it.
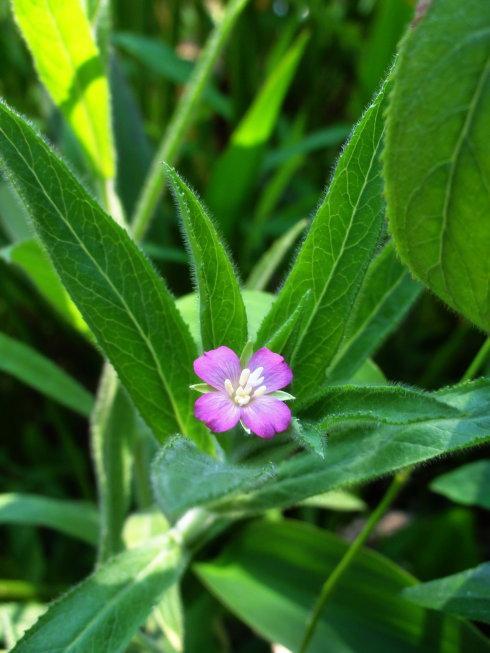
[130,0,250,241]
[461,336,490,381]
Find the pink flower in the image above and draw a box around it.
[191,346,294,438]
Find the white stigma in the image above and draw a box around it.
[224,367,267,406]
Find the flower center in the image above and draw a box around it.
[224,367,267,406]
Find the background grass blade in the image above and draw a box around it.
[0,331,93,416]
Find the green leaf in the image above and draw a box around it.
[0,331,93,416]
[11,537,186,653]
[260,289,313,360]
[430,460,490,511]
[195,519,489,652]
[205,31,309,236]
[326,242,421,383]
[11,0,115,179]
[300,490,366,512]
[289,418,327,459]
[0,494,98,545]
[384,0,490,331]
[245,218,308,292]
[1,240,89,335]
[90,365,136,562]
[256,82,388,401]
[0,603,47,650]
[0,181,31,242]
[302,384,461,427]
[217,379,490,514]
[0,100,213,451]
[176,289,273,349]
[151,437,275,522]
[404,563,490,625]
[165,164,247,353]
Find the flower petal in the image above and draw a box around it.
[241,396,292,438]
[194,392,240,433]
[248,347,293,392]
[193,346,241,390]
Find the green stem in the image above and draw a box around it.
[130,0,250,241]
[298,469,409,653]
[461,336,490,381]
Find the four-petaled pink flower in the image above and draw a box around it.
[192,346,294,438]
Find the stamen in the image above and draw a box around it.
[239,368,251,386]
[254,385,267,397]
[248,367,264,385]
[224,379,234,397]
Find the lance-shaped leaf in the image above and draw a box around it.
[0,332,93,416]
[11,536,186,653]
[431,460,490,511]
[256,83,388,400]
[165,165,247,353]
[11,0,115,179]
[151,436,275,522]
[326,241,421,382]
[301,384,460,427]
[404,563,490,625]
[384,0,490,331]
[0,494,99,545]
[215,378,490,514]
[0,100,213,452]
[260,290,313,361]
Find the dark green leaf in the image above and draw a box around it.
[165,164,247,353]
[256,83,388,401]
[430,460,490,510]
[195,519,489,652]
[151,437,275,522]
[404,563,490,625]
[0,100,213,451]
[384,0,490,331]
[326,242,421,383]
[11,537,186,653]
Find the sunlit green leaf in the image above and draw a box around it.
[385,0,490,331]
[11,0,115,179]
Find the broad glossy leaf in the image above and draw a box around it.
[1,240,88,335]
[177,290,273,348]
[166,165,247,352]
[195,519,489,652]
[245,218,308,292]
[326,242,421,383]
[0,332,93,416]
[431,460,490,510]
[256,83,388,400]
[11,536,186,653]
[11,0,115,178]
[0,494,98,545]
[151,436,275,522]
[205,32,308,236]
[217,379,490,514]
[384,0,490,331]
[302,384,461,427]
[0,100,213,451]
[404,563,490,625]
